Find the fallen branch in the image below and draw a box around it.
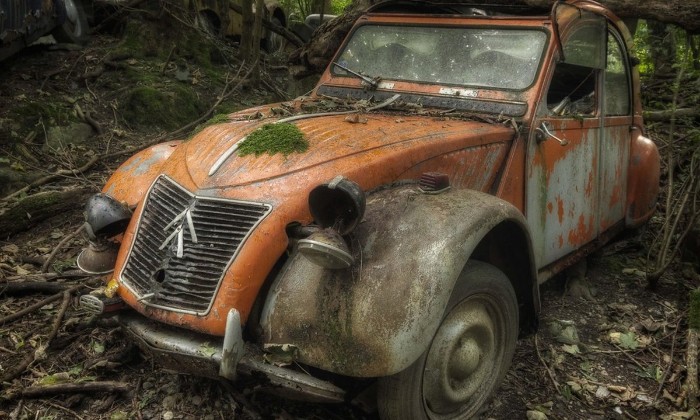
[6,381,130,400]
[0,188,92,236]
[0,281,71,296]
[644,107,699,122]
[0,285,80,326]
[2,269,90,282]
[534,334,560,392]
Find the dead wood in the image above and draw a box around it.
[5,381,131,400]
[686,328,699,408]
[644,107,700,122]
[0,285,81,327]
[0,281,71,296]
[2,270,90,282]
[0,188,91,237]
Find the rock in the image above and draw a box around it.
[162,394,178,410]
[43,122,94,153]
[526,410,548,420]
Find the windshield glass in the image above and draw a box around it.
[333,24,547,90]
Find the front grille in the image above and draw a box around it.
[120,175,271,314]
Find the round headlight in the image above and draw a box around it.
[308,176,365,236]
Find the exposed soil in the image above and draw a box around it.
[1,7,698,420]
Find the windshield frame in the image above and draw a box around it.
[328,21,551,93]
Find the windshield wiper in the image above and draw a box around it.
[332,61,380,89]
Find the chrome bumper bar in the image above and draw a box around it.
[117,311,346,403]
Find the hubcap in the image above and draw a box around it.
[422,297,504,417]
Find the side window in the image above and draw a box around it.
[604,32,631,116]
[546,23,604,116]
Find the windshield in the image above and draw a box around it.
[333,24,547,90]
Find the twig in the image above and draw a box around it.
[534,334,560,392]
[0,285,80,326]
[45,401,85,420]
[655,317,682,403]
[41,225,85,273]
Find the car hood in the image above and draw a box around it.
[178,112,514,196]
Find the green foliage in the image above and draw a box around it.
[238,123,308,157]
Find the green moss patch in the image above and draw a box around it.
[120,86,203,130]
[238,123,308,157]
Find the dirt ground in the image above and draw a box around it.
[0,12,698,420]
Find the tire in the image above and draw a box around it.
[53,0,89,45]
[377,261,519,419]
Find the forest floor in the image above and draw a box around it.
[1,8,699,420]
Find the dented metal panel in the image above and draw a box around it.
[260,185,534,377]
[527,117,599,267]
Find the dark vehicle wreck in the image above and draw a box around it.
[77,0,660,418]
[0,0,88,61]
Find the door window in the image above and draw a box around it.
[604,33,631,116]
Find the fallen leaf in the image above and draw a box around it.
[1,244,19,254]
[619,331,638,349]
[556,325,580,345]
[562,344,581,354]
[595,386,610,399]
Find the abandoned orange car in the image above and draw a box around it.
[78,0,660,417]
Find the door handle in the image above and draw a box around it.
[535,121,569,146]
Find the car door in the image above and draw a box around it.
[526,14,606,270]
[598,29,633,232]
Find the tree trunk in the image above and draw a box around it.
[291,0,700,77]
[238,0,254,60]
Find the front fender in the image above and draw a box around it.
[626,132,660,227]
[103,141,181,206]
[260,184,534,377]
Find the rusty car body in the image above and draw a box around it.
[0,0,88,61]
[78,0,660,417]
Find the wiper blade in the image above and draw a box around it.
[332,61,380,89]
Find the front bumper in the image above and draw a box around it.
[117,311,345,403]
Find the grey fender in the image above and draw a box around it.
[260,184,539,378]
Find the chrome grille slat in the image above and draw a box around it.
[120,175,271,314]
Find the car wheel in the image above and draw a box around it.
[377,261,519,419]
[53,0,89,44]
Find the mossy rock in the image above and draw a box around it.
[120,86,203,130]
[10,102,76,132]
